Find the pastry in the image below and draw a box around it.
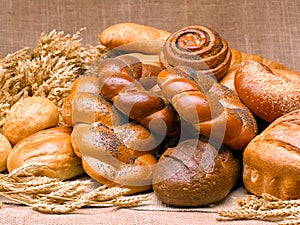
[159,25,232,80]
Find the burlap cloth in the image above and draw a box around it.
[0,0,299,224]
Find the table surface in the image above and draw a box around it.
[0,0,299,224]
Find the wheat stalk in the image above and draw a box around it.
[217,193,300,225]
[0,163,149,214]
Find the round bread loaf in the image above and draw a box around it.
[234,60,300,122]
[152,139,241,206]
[243,109,300,200]
[3,97,59,145]
[7,126,84,180]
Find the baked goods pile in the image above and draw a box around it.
[0,22,299,212]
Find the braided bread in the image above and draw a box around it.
[97,55,180,137]
[62,76,160,194]
[157,67,258,150]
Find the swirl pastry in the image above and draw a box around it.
[160,25,232,80]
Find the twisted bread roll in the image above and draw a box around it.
[72,122,158,194]
[243,109,300,199]
[62,75,161,194]
[157,67,257,150]
[99,23,170,54]
[159,25,232,80]
[97,55,180,137]
[235,60,300,122]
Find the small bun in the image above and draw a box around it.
[0,133,12,172]
[3,97,59,145]
[152,139,241,206]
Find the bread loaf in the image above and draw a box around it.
[3,97,59,145]
[99,23,170,54]
[153,139,241,206]
[7,127,84,180]
[243,109,300,199]
[234,60,300,122]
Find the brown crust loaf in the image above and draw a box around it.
[243,109,300,200]
[234,60,300,122]
[152,139,241,206]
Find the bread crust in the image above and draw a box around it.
[243,109,300,199]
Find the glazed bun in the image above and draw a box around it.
[152,139,241,206]
[243,109,300,200]
[234,60,300,122]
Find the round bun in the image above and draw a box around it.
[0,133,12,172]
[234,60,300,122]
[3,97,59,145]
[152,139,241,207]
[243,109,300,200]
[7,126,84,180]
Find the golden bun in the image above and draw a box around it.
[3,97,59,145]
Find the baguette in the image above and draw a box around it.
[99,23,171,54]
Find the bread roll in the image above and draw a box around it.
[0,133,12,172]
[153,139,241,206]
[3,97,59,145]
[99,23,170,54]
[157,67,257,150]
[243,109,300,200]
[234,60,300,122]
[71,122,159,194]
[7,126,84,180]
